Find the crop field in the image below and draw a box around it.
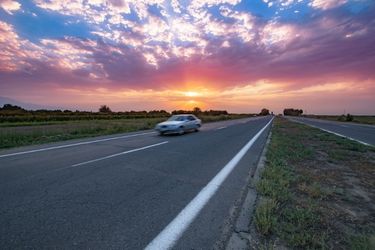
[0,118,165,149]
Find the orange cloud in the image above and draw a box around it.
[4,79,371,115]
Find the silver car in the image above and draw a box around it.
[155,114,202,135]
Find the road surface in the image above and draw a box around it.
[287,117,375,146]
[0,116,273,249]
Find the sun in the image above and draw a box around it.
[184,91,200,97]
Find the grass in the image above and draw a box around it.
[305,115,375,125]
[277,206,324,248]
[0,120,73,127]
[198,114,251,123]
[254,117,375,249]
[256,162,292,202]
[255,198,278,235]
[349,234,375,250]
[297,182,330,199]
[0,118,164,149]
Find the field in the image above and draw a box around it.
[0,113,251,149]
[253,117,375,249]
[305,115,375,125]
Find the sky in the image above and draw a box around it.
[0,0,374,114]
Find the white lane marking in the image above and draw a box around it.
[24,141,169,179]
[71,141,169,167]
[0,131,157,158]
[292,119,372,147]
[216,126,227,130]
[145,118,273,250]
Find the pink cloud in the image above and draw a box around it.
[309,0,347,10]
[0,1,374,114]
[2,8,375,90]
[0,0,21,15]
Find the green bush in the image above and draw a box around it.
[346,113,354,121]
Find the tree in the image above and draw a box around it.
[1,104,24,111]
[193,107,202,115]
[283,108,303,116]
[99,105,112,113]
[346,113,353,121]
[259,108,270,116]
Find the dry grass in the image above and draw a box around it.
[254,117,375,249]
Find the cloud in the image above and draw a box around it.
[309,0,347,10]
[4,77,373,114]
[261,0,301,9]
[0,0,374,114]
[0,0,21,14]
[261,0,349,11]
[0,21,45,72]
[2,6,375,90]
[260,21,298,47]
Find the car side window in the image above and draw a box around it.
[188,116,195,121]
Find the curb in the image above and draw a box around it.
[225,128,273,250]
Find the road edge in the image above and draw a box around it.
[224,127,273,249]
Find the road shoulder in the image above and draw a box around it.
[249,117,375,249]
[223,125,273,250]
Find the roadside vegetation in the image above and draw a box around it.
[0,104,254,149]
[254,118,375,249]
[281,107,374,125]
[0,118,166,149]
[305,114,375,125]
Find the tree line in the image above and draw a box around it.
[283,108,303,116]
[0,104,245,123]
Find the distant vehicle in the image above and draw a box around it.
[155,114,202,135]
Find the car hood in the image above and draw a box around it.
[157,121,185,126]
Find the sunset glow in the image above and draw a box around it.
[184,91,200,98]
[0,0,374,113]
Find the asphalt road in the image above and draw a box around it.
[287,117,375,146]
[0,116,273,249]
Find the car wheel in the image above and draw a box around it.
[195,124,201,132]
[159,131,165,136]
[178,127,184,135]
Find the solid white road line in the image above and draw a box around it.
[145,118,273,250]
[0,131,157,158]
[292,119,372,147]
[71,141,168,167]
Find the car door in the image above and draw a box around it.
[187,115,197,129]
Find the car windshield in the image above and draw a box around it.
[167,115,187,121]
